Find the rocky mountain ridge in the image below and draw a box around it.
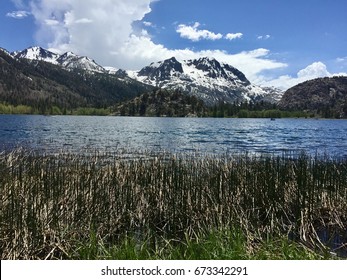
[128,57,283,105]
[0,47,153,112]
[12,46,283,105]
[279,76,347,118]
[13,46,105,73]
[7,46,347,118]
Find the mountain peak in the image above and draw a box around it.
[14,46,60,64]
[59,51,77,58]
[138,56,183,81]
[187,57,224,79]
[13,46,105,73]
[168,56,179,62]
[195,56,217,62]
[129,57,282,105]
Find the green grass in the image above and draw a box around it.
[0,150,346,259]
[0,103,34,114]
[0,102,111,116]
[71,228,329,260]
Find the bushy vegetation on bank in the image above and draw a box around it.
[0,102,111,116]
[1,150,346,259]
[112,89,313,118]
[0,87,338,118]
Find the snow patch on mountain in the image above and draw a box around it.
[104,66,119,74]
[13,47,105,73]
[0,47,15,58]
[127,57,283,105]
[11,47,283,105]
[57,52,105,73]
[14,46,60,65]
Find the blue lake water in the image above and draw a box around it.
[1,115,347,157]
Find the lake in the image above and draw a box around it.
[1,115,347,157]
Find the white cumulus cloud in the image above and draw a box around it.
[21,0,288,83]
[118,34,287,81]
[225,33,243,40]
[6,10,30,19]
[258,61,347,89]
[44,19,60,26]
[27,0,155,66]
[176,22,223,41]
[75,18,93,24]
[297,62,330,79]
[257,35,271,40]
[143,21,153,27]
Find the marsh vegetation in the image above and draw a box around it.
[0,149,346,259]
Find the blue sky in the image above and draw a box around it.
[1,0,347,88]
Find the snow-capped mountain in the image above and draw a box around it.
[0,47,14,58]
[56,51,105,73]
[104,66,119,75]
[128,57,283,105]
[259,86,284,103]
[13,46,105,73]
[11,47,283,105]
[13,46,60,64]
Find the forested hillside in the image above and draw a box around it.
[113,89,207,117]
[0,49,152,114]
[279,77,347,118]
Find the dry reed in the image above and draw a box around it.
[0,149,346,259]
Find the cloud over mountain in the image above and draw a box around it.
[28,0,154,66]
[176,22,223,41]
[259,61,347,89]
[12,0,324,88]
[176,23,243,42]
[10,0,285,82]
[17,2,283,71]
[6,0,347,90]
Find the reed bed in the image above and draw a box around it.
[0,149,346,259]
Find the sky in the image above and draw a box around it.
[1,0,347,89]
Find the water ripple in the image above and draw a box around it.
[1,116,347,156]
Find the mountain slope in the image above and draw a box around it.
[279,76,347,118]
[13,46,105,73]
[113,89,207,117]
[128,57,283,105]
[0,47,153,111]
[13,46,60,64]
[11,47,283,106]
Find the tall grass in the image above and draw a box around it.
[0,149,346,259]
